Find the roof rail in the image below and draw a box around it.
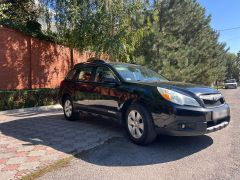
[74,62,85,68]
[73,59,107,68]
[91,59,106,63]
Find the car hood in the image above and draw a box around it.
[137,81,219,96]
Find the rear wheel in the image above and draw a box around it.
[125,104,157,145]
[63,96,78,121]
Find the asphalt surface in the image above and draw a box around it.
[39,89,240,180]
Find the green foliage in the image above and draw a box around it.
[134,0,228,85]
[0,0,56,42]
[0,0,39,23]
[39,0,233,85]
[0,2,11,20]
[40,0,149,61]
[225,53,239,81]
[1,0,238,85]
[0,89,58,111]
[0,18,56,41]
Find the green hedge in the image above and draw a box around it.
[0,89,59,111]
[0,19,56,42]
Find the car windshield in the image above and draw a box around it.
[225,79,236,83]
[112,64,168,82]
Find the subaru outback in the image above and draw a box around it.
[59,60,230,145]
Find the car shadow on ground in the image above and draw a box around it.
[77,135,213,166]
[0,112,213,166]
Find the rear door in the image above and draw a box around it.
[74,66,97,112]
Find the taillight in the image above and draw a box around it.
[60,80,64,88]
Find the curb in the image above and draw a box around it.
[0,104,63,115]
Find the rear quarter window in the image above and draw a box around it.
[77,66,95,82]
[65,69,77,80]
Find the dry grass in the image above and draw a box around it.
[21,156,74,180]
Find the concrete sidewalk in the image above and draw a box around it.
[0,109,122,179]
[0,104,63,115]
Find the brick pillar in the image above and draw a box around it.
[70,48,74,68]
[28,37,32,89]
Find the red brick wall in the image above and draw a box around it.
[0,26,96,90]
[31,38,72,89]
[0,26,31,90]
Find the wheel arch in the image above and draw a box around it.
[61,93,71,105]
[120,98,151,125]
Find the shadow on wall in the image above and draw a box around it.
[0,112,213,166]
[0,28,30,90]
[31,38,70,89]
[0,27,71,90]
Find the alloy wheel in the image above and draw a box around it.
[64,99,72,118]
[127,110,144,139]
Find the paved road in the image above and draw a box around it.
[39,89,240,180]
[0,89,239,179]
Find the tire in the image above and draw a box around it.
[63,96,79,121]
[125,103,157,145]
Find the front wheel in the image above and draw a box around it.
[125,104,157,145]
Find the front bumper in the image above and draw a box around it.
[152,104,230,136]
[206,121,229,134]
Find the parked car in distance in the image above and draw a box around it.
[59,60,230,145]
[224,79,238,89]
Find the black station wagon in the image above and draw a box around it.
[59,60,230,145]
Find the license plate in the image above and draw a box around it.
[212,109,228,120]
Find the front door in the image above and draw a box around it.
[92,66,122,118]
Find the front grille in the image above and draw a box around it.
[199,94,225,108]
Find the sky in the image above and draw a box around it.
[198,0,240,54]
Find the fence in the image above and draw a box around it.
[0,26,97,90]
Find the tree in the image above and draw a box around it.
[2,0,233,85]
[134,0,228,85]
[0,0,40,23]
[0,0,56,40]
[226,53,239,82]
[39,0,149,61]
[0,2,11,20]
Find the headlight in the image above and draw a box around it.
[157,87,200,107]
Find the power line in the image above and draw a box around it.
[217,26,240,32]
[225,36,240,42]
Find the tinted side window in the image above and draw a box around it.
[77,67,94,82]
[65,69,77,80]
[95,66,117,83]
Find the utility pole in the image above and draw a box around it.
[237,51,240,86]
